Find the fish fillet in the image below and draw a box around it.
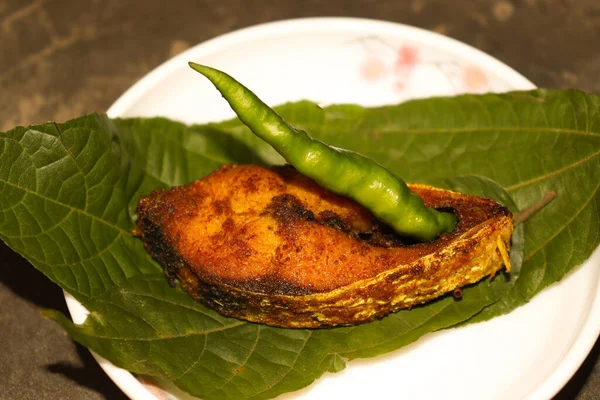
[135,164,513,328]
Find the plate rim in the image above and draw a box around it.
[61,16,598,400]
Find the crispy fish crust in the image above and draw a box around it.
[135,164,513,328]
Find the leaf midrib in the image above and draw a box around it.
[290,123,600,137]
[0,177,131,236]
[523,179,600,263]
[507,150,600,191]
[77,320,246,341]
[247,331,313,400]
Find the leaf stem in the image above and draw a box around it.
[514,191,557,223]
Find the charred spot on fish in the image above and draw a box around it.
[196,282,250,315]
[357,230,374,240]
[275,164,299,176]
[385,270,404,283]
[267,183,428,249]
[134,214,185,287]
[354,222,419,248]
[211,199,231,215]
[408,263,425,276]
[242,174,260,193]
[493,204,512,218]
[234,274,317,296]
[317,210,351,232]
[221,217,236,232]
[268,194,315,223]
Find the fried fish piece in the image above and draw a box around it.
[135,164,513,328]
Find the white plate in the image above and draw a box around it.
[64,17,600,400]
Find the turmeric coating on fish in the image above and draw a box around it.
[135,164,513,328]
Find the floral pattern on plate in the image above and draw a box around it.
[352,36,490,98]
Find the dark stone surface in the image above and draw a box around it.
[0,0,598,399]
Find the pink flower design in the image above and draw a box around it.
[359,56,387,82]
[395,45,419,70]
[463,66,488,91]
[393,45,419,92]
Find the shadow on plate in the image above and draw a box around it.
[46,342,129,400]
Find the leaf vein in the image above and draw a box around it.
[523,180,600,262]
[0,177,132,236]
[507,150,600,191]
[248,331,313,398]
[173,334,208,382]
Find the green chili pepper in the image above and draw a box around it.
[189,62,457,241]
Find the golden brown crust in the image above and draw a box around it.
[135,164,513,328]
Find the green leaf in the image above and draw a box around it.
[1,89,599,399]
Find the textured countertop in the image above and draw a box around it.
[1,0,599,399]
